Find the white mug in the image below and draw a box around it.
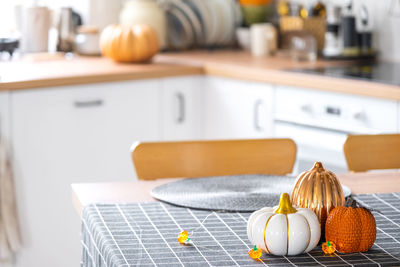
[250,23,277,57]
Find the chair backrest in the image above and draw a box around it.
[131,139,297,180]
[343,134,400,172]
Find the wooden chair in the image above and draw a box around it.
[343,134,400,172]
[131,139,297,180]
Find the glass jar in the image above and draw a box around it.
[120,0,166,48]
[289,31,317,62]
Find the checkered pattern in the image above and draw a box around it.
[81,193,400,267]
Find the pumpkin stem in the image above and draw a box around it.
[345,196,359,208]
[253,245,257,251]
[345,196,383,214]
[274,193,297,214]
[311,162,326,171]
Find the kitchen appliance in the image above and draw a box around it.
[274,66,398,173]
[57,7,82,52]
[358,5,373,56]
[290,62,400,86]
[341,2,358,57]
[323,5,341,57]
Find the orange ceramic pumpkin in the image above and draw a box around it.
[100,24,159,63]
[325,199,376,253]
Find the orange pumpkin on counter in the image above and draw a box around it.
[239,0,272,5]
[325,198,376,253]
[100,24,159,63]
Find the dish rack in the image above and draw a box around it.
[280,16,326,51]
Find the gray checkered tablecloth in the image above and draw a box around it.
[81,193,400,267]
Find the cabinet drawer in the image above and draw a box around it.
[11,80,160,181]
[275,86,398,133]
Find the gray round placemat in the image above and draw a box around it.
[151,174,351,212]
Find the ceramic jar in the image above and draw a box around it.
[74,26,101,56]
[119,0,166,49]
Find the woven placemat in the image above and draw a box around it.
[151,174,351,212]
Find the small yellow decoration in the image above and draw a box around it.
[322,241,336,255]
[177,230,190,244]
[248,245,262,260]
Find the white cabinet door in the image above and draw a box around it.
[398,102,400,132]
[203,77,274,140]
[160,76,204,140]
[0,92,10,141]
[11,80,160,267]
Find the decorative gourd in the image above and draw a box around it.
[325,198,376,253]
[290,162,345,236]
[239,0,272,5]
[100,24,159,63]
[247,193,320,256]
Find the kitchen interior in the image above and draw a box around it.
[0,0,400,266]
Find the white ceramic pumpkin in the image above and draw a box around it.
[247,193,320,256]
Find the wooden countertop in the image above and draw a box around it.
[1,50,399,100]
[0,56,203,90]
[71,172,400,217]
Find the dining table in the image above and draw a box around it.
[72,172,400,267]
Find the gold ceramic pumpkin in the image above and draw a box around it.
[290,162,345,236]
[100,24,159,63]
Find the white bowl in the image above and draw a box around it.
[236,27,250,51]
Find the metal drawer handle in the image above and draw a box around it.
[300,104,312,113]
[254,99,263,131]
[326,106,341,116]
[352,111,365,120]
[175,92,185,124]
[74,99,103,108]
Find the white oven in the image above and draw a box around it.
[273,86,398,173]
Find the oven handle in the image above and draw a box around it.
[274,119,380,135]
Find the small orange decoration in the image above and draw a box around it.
[325,197,376,253]
[248,245,262,260]
[177,230,190,244]
[322,241,336,255]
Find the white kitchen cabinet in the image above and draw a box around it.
[11,80,160,267]
[160,76,204,140]
[203,76,274,140]
[274,86,398,173]
[398,102,400,132]
[0,92,10,142]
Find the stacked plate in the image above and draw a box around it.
[160,0,242,50]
